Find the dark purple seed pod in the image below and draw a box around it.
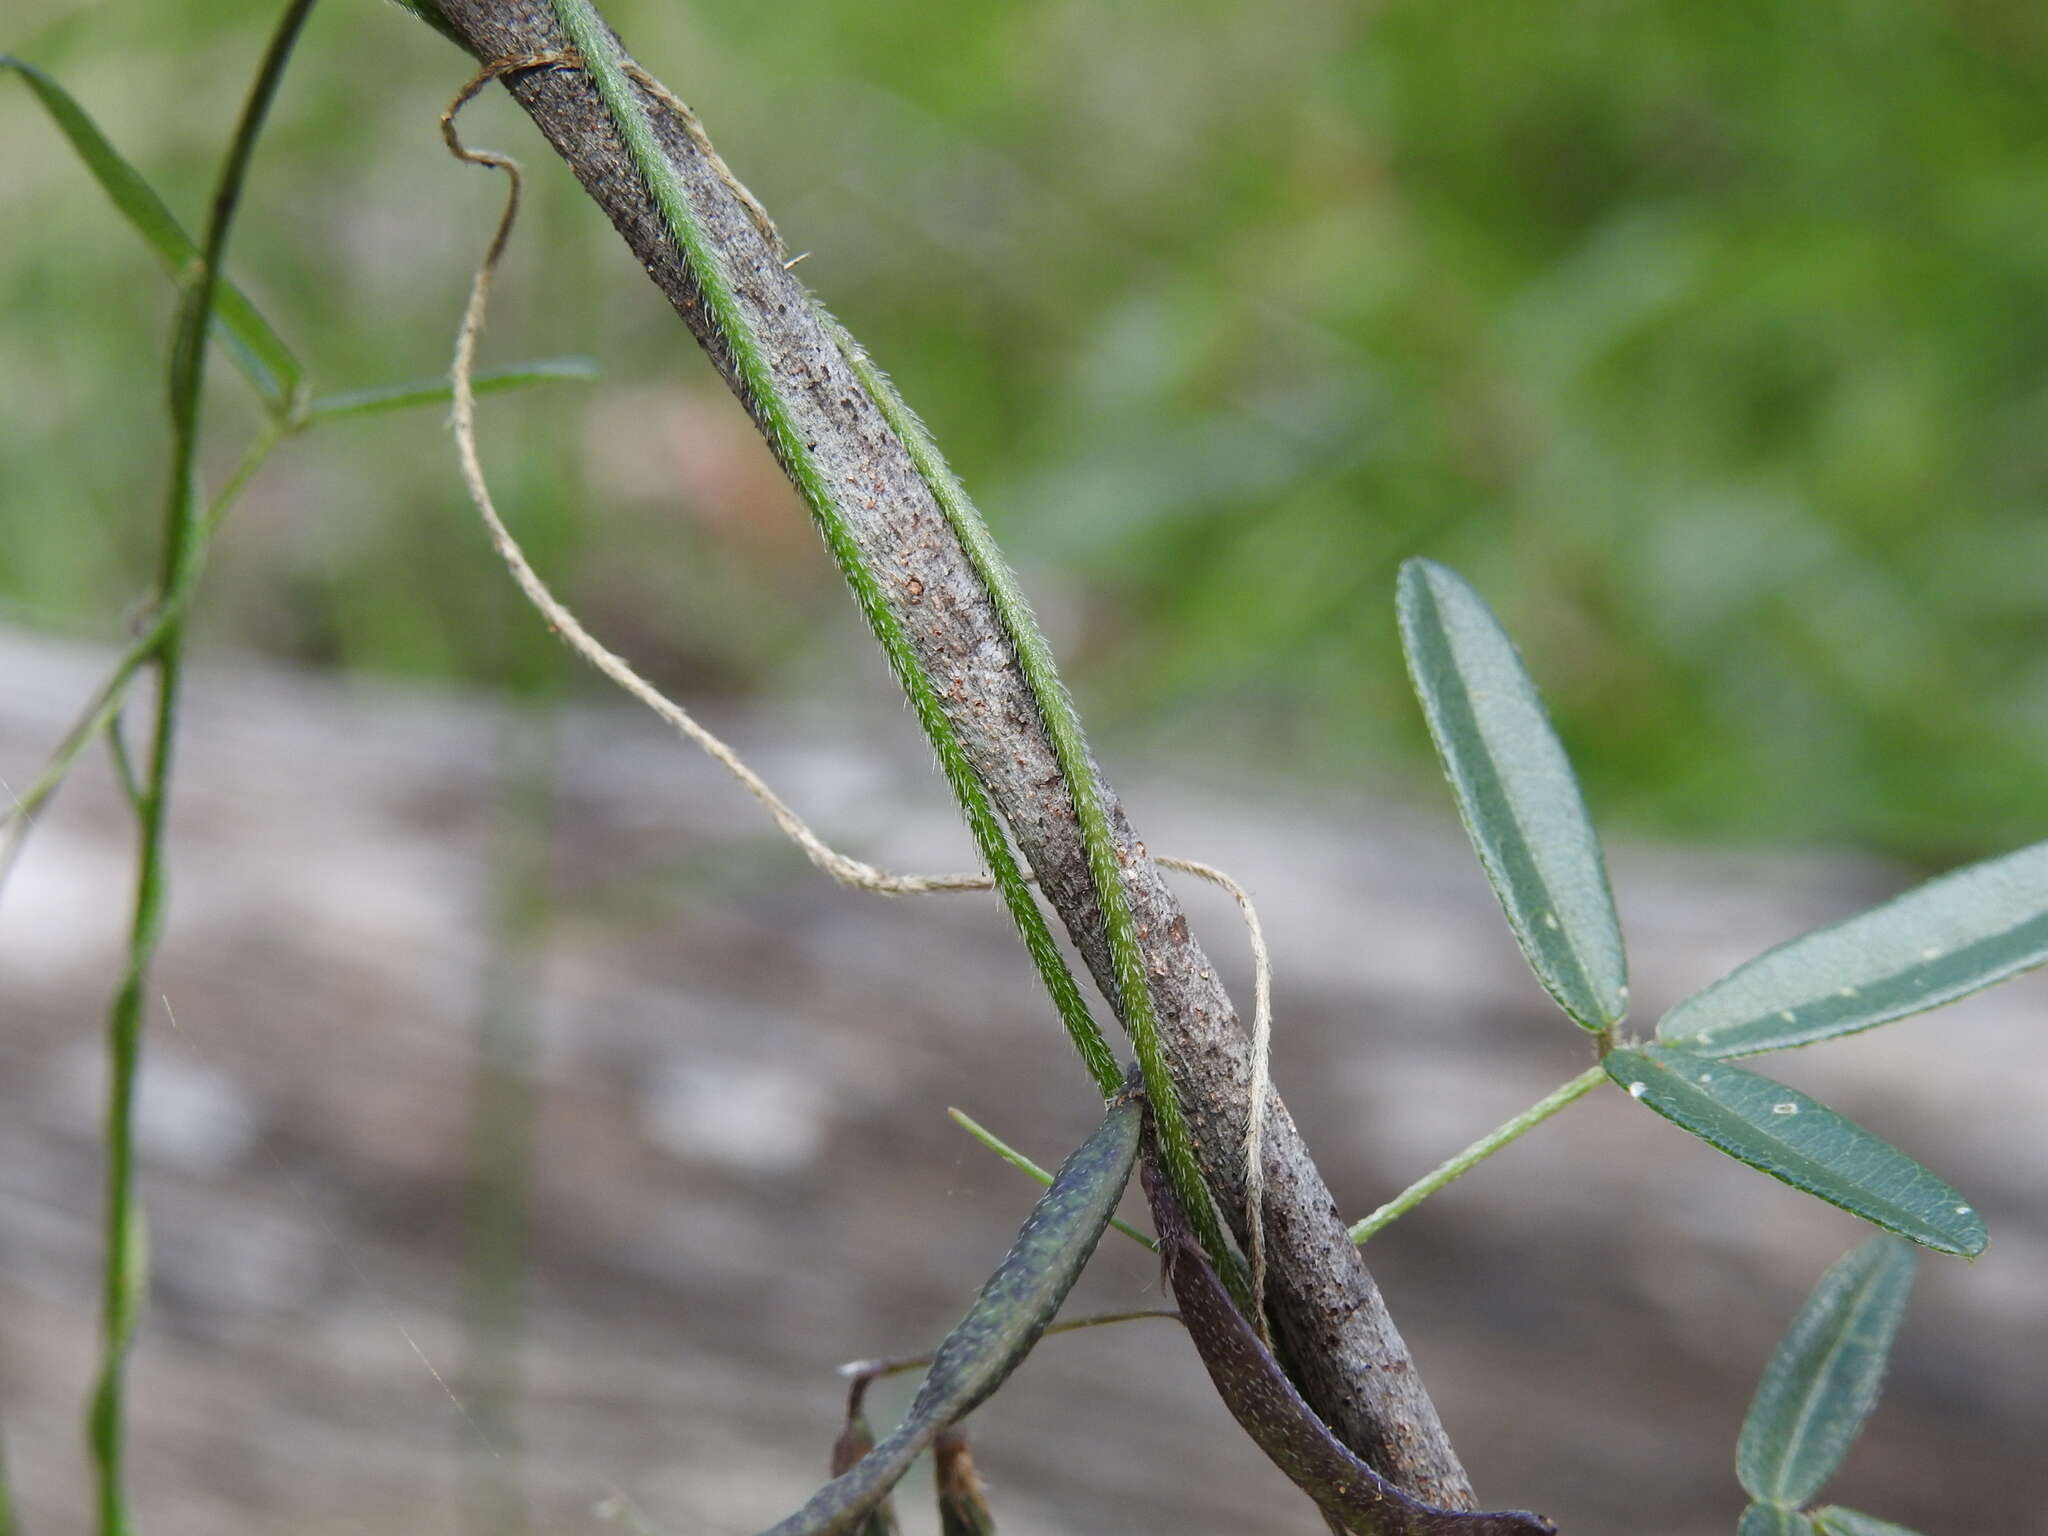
[758,1081,1141,1536]
[1141,1154,1557,1536]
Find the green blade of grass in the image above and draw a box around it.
[87,6,320,1532]
[1738,1237,1915,1507]
[760,1090,1142,1536]
[3,56,302,414]
[1397,559,1628,1032]
[1659,840,2048,1059]
[306,356,600,420]
[1604,1047,1984,1256]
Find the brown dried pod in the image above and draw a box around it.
[934,1430,997,1536]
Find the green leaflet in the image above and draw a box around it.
[1660,839,2048,1058]
[305,357,600,420]
[1141,1157,1556,1536]
[3,56,302,414]
[758,1091,1141,1536]
[1739,1505,1818,1536]
[1397,559,1627,1032]
[1604,1047,1984,1256]
[1809,1508,1925,1536]
[1738,1237,1915,1508]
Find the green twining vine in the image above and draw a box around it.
[540,0,1235,1284]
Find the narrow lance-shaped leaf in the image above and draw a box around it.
[758,1085,1142,1536]
[1140,1155,1557,1536]
[304,357,601,422]
[1738,1237,1915,1508]
[1397,559,1627,1031]
[3,56,302,412]
[1739,1505,1818,1536]
[1604,1047,1984,1256]
[1810,1507,1925,1536]
[1660,839,2048,1059]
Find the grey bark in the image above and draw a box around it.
[416,0,1476,1508]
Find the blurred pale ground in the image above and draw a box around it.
[4,631,2046,1536]
[3,0,2047,1531]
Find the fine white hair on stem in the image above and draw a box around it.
[440,60,1272,1312]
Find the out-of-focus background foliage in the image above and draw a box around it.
[8,0,2048,860]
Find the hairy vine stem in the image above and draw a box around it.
[406,0,1475,1504]
[441,66,1282,1302]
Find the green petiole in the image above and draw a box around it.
[1348,1064,1608,1244]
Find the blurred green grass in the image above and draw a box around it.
[6,0,2048,860]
